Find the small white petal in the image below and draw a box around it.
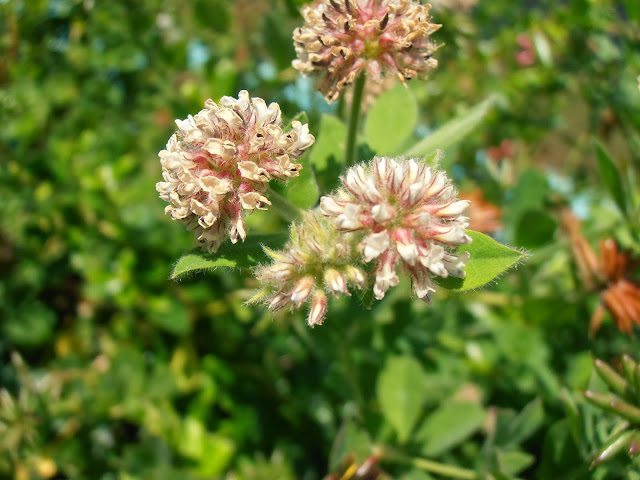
[336,203,363,230]
[397,241,419,265]
[362,231,390,262]
[436,200,470,217]
[371,204,393,223]
[373,262,399,300]
[434,226,470,245]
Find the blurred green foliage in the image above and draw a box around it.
[1,0,639,479]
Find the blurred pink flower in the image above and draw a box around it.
[515,34,536,67]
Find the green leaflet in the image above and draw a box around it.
[365,83,418,155]
[437,230,526,291]
[404,96,496,164]
[377,356,428,443]
[170,233,288,280]
[594,141,629,216]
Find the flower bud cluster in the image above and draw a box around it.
[293,0,441,102]
[321,155,471,301]
[156,91,315,253]
[251,213,366,327]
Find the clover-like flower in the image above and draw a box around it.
[293,0,441,102]
[156,91,315,253]
[321,156,471,300]
[250,213,365,327]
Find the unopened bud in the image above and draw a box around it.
[324,268,349,296]
[290,276,315,306]
[344,265,366,289]
[308,290,328,327]
[268,293,290,311]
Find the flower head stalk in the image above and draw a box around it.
[250,212,365,327]
[156,91,315,252]
[293,0,441,102]
[321,155,471,301]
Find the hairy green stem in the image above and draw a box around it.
[344,73,366,170]
[380,448,477,480]
[267,188,303,223]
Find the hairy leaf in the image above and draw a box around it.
[437,230,526,291]
[171,233,288,279]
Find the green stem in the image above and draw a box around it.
[380,448,477,480]
[267,188,303,223]
[344,73,366,170]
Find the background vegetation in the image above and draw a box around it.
[1,0,639,478]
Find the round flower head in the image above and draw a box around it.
[292,0,441,102]
[156,91,315,253]
[321,155,471,301]
[250,212,365,327]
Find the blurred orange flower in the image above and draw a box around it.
[460,189,502,234]
[563,212,640,335]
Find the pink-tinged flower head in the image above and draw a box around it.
[321,156,471,300]
[250,212,365,327]
[293,0,441,102]
[156,91,315,252]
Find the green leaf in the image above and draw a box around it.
[178,417,235,476]
[538,419,586,479]
[416,401,486,457]
[515,209,557,249]
[404,96,495,160]
[365,83,418,155]
[282,157,320,209]
[148,297,191,336]
[496,450,536,476]
[594,141,629,216]
[170,233,288,280]
[377,356,428,443]
[329,420,372,471]
[279,112,320,209]
[436,231,526,291]
[495,398,545,447]
[309,114,347,193]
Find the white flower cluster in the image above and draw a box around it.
[321,156,471,300]
[157,91,315,252]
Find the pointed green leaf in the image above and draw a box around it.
[170,233,288,280]
[365,83,418,155]
[594,141,629,216]
[377,356,428,443]
[436,230,526,292]
[404,96,495,160]
[416,401,486,457]
[496,398,545,447]
[496,450,535,476]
